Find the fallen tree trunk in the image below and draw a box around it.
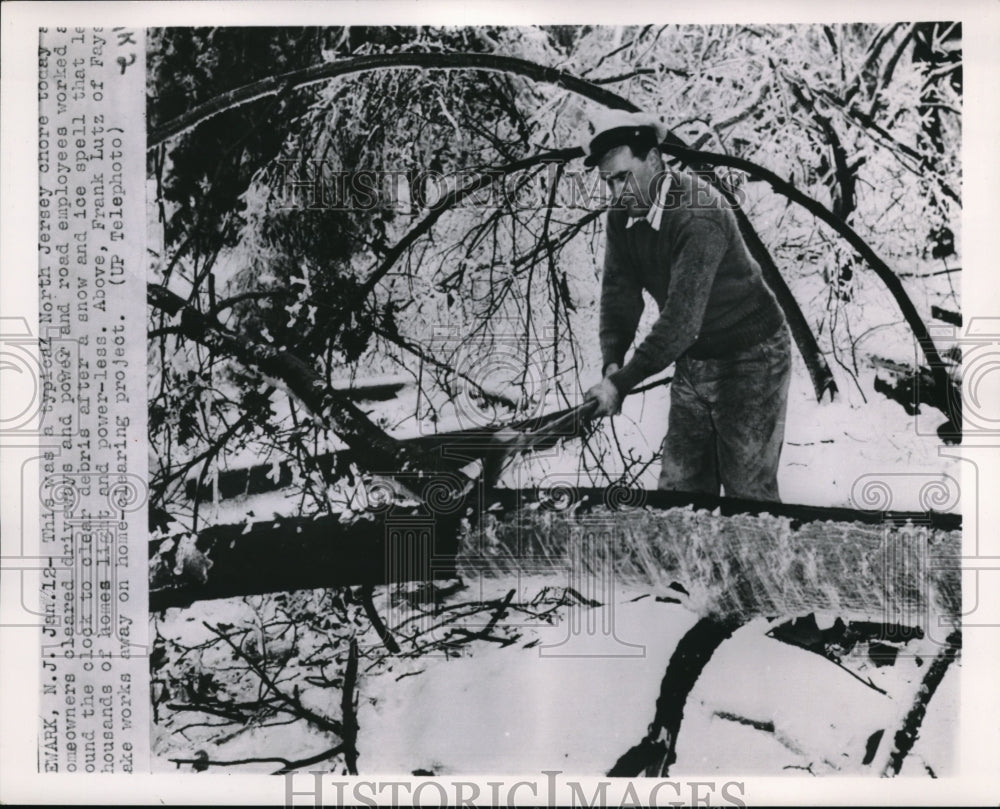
[150,505,464,612]
[150,487,961,612]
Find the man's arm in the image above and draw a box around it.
[608,213,727,396]
[598,212,643,377]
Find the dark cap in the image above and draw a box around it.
[582,111,667,168]
[583,126,659,168]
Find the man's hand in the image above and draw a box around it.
[585,376,622,417]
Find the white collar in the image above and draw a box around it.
[625,172,672,232]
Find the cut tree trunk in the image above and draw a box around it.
[150,504,464,612]
[150,487,961,612]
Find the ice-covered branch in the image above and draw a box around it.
[147,284,426,474]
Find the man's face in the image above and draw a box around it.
[598,145,658,217]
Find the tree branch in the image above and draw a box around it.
[152,49,920,402]
[589,68,657,85]
[659,144,950,391]
[782,71,856,221]
[349,147,579,318]
[806,83,960,206]
[360,584,400,655]
[204,620,345,737]
[169,744,344,773]
[340,638,360,775]
[147,284,431,475]
[882,629,961,776]
[149,52,640,148]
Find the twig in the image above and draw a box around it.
[589,68,657,85]
[360,584,401,654]
[444,590,516,647]
[479,589,516,636]
[169,743,344,773]
[202,621,344,736]
[175,719,232,737]
[714,710,775,733]
[447,630,518,647]
[563,587,602,608]
[340,639,360,775]
[166,702,249,723]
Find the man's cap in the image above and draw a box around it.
[582,111,667,168]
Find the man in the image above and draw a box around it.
[583,112,792,502]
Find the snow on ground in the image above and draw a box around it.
[680,619,901,775]
[359,588,957,776]
[356,590,698,775]
[777,365,957,510]
[152,576,958,776]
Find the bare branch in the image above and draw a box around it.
[204,621,345,737]
[661,143,951,391]
[149,52,640,148]
[147,284,430,475]
[360,585,401,655]
[169,744,344,773]
[340,639,360,775]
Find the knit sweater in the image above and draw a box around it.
[601,169,785,396]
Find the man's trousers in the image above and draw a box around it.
[657,325,792,502]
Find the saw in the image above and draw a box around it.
[467,399,600,487]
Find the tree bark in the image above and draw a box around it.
[149,506,463,612]
[149,486,961,611]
